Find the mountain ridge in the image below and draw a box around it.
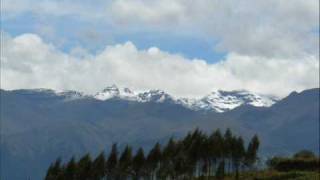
[0,85,279,113]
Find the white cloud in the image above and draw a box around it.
[1,33,318,97]
[1,0,107,19]
[110,0,187,25]
[2,0,318,59]
[110,0,319,58]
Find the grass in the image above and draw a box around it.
[240,170,319,180]
[195,170,320,180]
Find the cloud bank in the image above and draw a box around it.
[3,0,319,59]
[1,33,318,97]
[111,0,319,58]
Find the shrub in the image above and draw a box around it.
[267,157,320,172]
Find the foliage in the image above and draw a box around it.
[45,128,260,179]
[267,150,319,172]
[267,157,320,172]
[293,150,316,159]
[235,170,320,180]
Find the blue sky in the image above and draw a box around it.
[1,0,319,97]
[1,11,226,63]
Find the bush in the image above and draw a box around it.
[267,157,320,172]
[293,150,316,160]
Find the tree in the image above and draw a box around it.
[64,157,77,180]
[173,149,190,179]
[92,152,106,179]
[200,133,211,177]
[119,145,133,178]
[45,158,62,180]
[159,137,177,179]
[208,129,223,176]
[181,132,197,178]
[76,154,92,180]
[216,161,225,179]
[224,128,233,173]
[106,143,118,179]
[46,128,260,179]
[188,129,206,177]
[146,142,162,179]
[245,134,260,169]
[233,137,245,179]
[45,163,55,180]
[132,148,146,179]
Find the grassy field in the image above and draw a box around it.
[195,170,320,180]
[240,170,320,180]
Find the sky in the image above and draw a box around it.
[1,0,319,98]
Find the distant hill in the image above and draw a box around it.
[0,88,319,180]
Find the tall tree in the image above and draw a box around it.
[216,161,225,179]
[132,147,146,180]
[92,152,106,179]
[64,157,77,180]
[159,137,177,179]
[76,154,92,180]
[106,143,118,179]
[245,134,260,169]
[234,137,245,179]
[224,128,233,173]
[146,142,162,179]
[119,145,133,178]
[45,128,260,179]
[208,129,223,176]
[45,158,62,180]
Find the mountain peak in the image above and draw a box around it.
[179,89,278,112]
[138,89,174,103]
[11,85,279,112]
[95,85,137,101]
[57,90,85,99]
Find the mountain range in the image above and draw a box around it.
[0,87,319,180]
[16,85,279,112]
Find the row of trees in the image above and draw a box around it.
[45,128,260,180]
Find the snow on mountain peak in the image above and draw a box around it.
[54,85,278,112]
[177,90,278,112]
[94,85,138,101]
[57,90,86,100]
[138,89,174,103]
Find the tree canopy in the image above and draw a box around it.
[45,128,260,180]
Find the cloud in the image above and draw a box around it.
[110,0,187,25]
[2,0,318,60]
[2,0,107,19]
[1,33,318,97]
[110,0,319,58]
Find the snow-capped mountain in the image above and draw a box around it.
[94,85,139,101]
[90,85,278,112]
[178,90,278,112]
[93,85,176,103]
[57,90,87,100]
[28,85,278,112]
[138,90,175,103]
